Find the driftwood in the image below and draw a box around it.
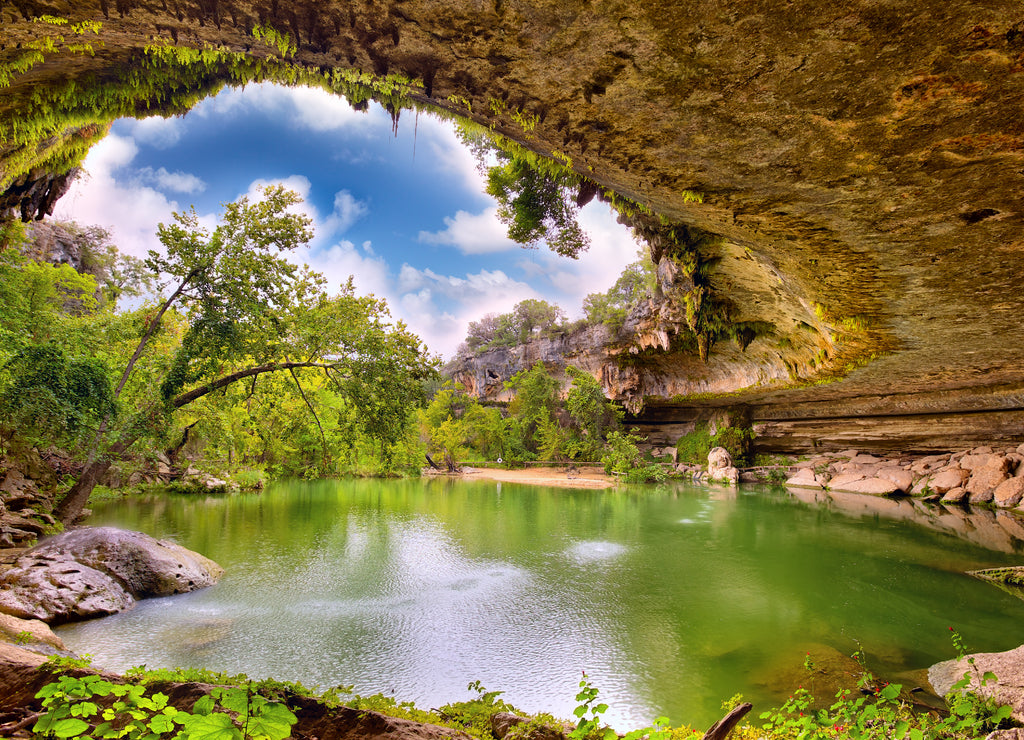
[701,702,752,740]
[425,453,442,471]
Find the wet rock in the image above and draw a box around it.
[0,527,223,624]
[941,487,969,504]
[831,477,901,496]
[877,466,914,493]
[929,644,1024,724]
[0,552,133,623]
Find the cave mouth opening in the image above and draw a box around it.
[43,81,641,360]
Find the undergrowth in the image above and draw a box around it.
[29,630,1015,740]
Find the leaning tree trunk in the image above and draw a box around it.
[53,439,129,525]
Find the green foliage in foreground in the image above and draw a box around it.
[33,671,297,740]
[32,629,1017,740]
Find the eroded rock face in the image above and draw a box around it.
[0,527,223,624]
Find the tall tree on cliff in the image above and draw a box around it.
[53,186,436,523]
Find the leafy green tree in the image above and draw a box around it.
[0,345,115,446]
[464,299,567,352]
[53,187,437,523]
[486,155,591,258]
[582,260,654,330]
[564,366,621,460]
[0,249,98,350]
[601,429,644,475]
[506,362,560,454]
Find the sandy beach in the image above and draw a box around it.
[459,465,615,489]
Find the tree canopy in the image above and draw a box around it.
[0,186,439,522]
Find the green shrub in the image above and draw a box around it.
[676,423,712,465]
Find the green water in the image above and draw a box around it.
[57,478,1024,730]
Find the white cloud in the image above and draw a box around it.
[323,190,368,235]
[417,207,517,254]
[136,167,206,194]
[193,82,389,133]
[123,116,184,149]
[52,134,186,258]
[415,115,491,195]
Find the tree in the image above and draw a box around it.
[53,187,437,523]
[506,362,560,454]
[564,365,621,459]
[486,155,592,258]
[582,260,654,330]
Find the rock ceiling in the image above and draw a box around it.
[2,0,1024,445]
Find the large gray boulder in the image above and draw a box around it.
[0,527,223,624]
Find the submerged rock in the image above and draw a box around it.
[0,527,223,624]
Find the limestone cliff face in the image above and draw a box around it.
[3,0,1024,449]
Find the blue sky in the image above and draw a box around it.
[55,83,639,358]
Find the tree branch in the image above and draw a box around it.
[288,365,329,466]
[114,267,200,401]
[171,361,337,409]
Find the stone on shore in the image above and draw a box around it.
[0,612,65,650]
[0,527,223,624]
[929,644,1024,724]
[707,447,739,484]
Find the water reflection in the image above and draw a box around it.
[56,480,1024,730]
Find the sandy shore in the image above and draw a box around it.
[460,466,616,489]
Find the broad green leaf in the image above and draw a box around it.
[52,717,91,738]
[193,694,216,715]
[180,711,242,740]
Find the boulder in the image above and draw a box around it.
[1000,478,1024,508]
[0,612,65,650]
[0,527,223,624]
[707,447,739,484]
[0,552,133,623]
[877,466,914,493]
[827,473,866,488]
[942,487,969,504]
[926,468,969,495]
[911,455,950,475]
[966,461,1012,499]
[785,467,826,488]
[929,644,1024,724]
[830,477,902,496]
[960,453,1002,471]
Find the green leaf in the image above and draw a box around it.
[90,679,116,697]
[148,711,177,734]
[52,717,91,738]
[245,709,296,740]
[179,711,241,740]
[193,694,216,716]
[879,683,900,701]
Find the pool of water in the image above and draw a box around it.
[57,478,1024,730]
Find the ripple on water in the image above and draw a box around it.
[566,541,627,564]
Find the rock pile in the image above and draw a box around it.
[785,446,1024,511]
